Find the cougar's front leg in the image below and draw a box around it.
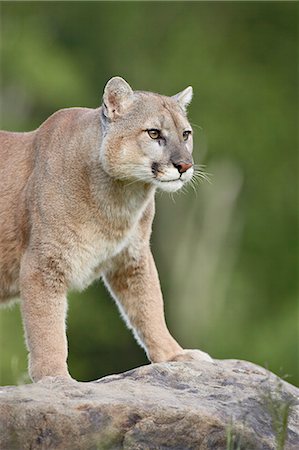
[20,252,70,382]
[104,246,184,363]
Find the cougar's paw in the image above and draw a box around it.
[169,349,214,363]
[37,375,76,385]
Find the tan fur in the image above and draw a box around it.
[0,77,211,382]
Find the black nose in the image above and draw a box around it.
[173,162,193,174]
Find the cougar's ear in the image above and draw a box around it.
[172,86,193,111]
[102,77,134,120]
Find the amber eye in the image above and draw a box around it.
[147,129,160,140]
[183,130,192,141]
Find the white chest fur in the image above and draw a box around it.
[69,234,128,290]
[68,230,130,291]
[66,178,154,290]
[67,201,149,291]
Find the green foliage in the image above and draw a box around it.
[262,379,295,450]
[226,419,242,450]
[225,376,295,450]
[0,2,297,385]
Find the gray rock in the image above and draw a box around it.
[0,360,298,450]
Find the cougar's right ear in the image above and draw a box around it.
[102,77,134,120]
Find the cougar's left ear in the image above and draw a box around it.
[102,76,134,120]
[172,86,193,111]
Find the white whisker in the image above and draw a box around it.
[190,122,203,131]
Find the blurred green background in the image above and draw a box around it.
[0,2,297,386]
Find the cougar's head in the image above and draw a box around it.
[100,76,194,192]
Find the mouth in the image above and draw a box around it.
[158,178,182,183]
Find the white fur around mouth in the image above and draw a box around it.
[153,177,184,192]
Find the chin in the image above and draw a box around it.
[153,179,185,193]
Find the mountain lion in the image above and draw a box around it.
[0,77,212,382]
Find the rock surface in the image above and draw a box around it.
[0,359,298,450]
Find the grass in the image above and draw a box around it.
[226,420,242,450]
[263,378,295,450]
[226,377,295,450]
